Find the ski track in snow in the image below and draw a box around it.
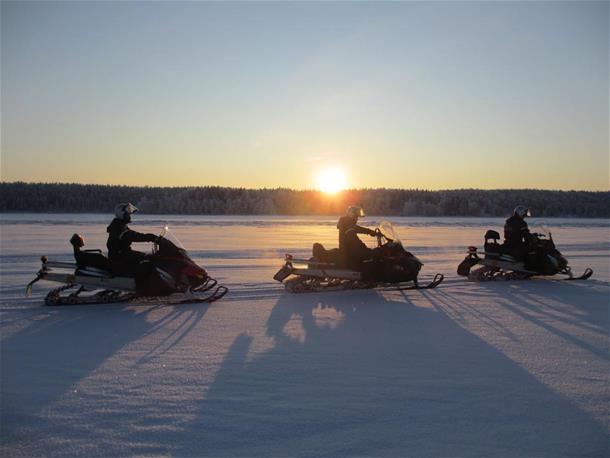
[1,215,608,457]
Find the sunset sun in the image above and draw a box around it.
[316,167,347,194]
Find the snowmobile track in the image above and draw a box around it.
[42,279,228,307]
[284,273,444,294]
[467,267,594,282]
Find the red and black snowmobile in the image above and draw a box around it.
[26,227,228,305]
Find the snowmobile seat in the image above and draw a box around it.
[74,250,110,272]
[312,243,342,265]
[498,253,517,262]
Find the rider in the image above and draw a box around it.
[106,203,159,277]
[503,205,531,260]
[337,205,377,269]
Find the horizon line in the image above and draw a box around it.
[1,181,609,194]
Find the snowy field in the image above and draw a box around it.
[1,214,608,457]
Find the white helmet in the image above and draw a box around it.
[114,202,138,220]
[513,205,531,218]
[347,205,365,218]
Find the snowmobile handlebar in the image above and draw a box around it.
[375,228,394,247]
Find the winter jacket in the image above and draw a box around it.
[106,218,157,259]
[504,215,531,251]
[337,216,376,269]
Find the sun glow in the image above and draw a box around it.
[316,167,347,194]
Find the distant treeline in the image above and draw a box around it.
[1,182,608,217]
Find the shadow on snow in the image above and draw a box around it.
[174,289,608,457]
[0,302,209,453]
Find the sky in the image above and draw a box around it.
[1,1,608,191]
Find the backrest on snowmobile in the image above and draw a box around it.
[484,230,501,241]
[312,243,326,260]
[70,233,85,248]
[70,233,110,271]
[483,229,502,254]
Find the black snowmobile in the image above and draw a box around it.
[26,227,228,305]
[457,226,593,281]
[274,221,444,293]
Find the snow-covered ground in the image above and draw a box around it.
[1,215,608,457]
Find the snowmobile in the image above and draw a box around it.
[26,227,228,306]
[457,226,593,281]
[273,221,444,293]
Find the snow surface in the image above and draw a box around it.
[1,215,608,457]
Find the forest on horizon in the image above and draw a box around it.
[0,182,608,218]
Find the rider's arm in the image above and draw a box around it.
[121,229,158,244]
[353,225,377,236]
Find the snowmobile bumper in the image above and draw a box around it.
[273,263,293,282]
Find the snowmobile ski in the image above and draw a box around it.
[392,273,444,290]
[562,267,593,281]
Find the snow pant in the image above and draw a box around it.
[109,251,158,295]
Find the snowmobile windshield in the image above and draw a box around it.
[378,220,402,245]
[159,226,185,250]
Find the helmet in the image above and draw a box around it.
[114,202,138,220]
[513,205,531,218]
[346,205,365,218]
